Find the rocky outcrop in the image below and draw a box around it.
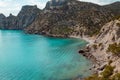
[25,0,120,37]
[0,14,6,29]
[84,18,120,74]
[16,5,40,29]
[79,49,97,64]
[0,5,40,30]
[5,14,17,29]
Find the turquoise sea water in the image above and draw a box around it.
[0,30,92,80]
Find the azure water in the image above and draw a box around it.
[0,30,92,80]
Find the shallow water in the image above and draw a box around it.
[0,30,92,80]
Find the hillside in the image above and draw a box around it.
[25,0,120,37]
[0,0,120,37]
[82,17,120,80]
[0,5,40,30]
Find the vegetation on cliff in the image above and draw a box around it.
[85,64,119,80]
[25,1,120,37]
[107,43,120,56]
[0,1,120,37]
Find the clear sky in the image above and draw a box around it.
[0,0,120,16]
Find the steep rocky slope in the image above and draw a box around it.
[83,17,120,80]
[0,0,120,37]
[103,2,120,17]
[5,14,17,29]
[0,14,6,29]
[16,5,40,29]
[0,5,40,30]
[25,0,120,37]
[82,17,120,76]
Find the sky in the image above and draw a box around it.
[0,0,120,16]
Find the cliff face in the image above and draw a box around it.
[0,14,6,29]
[95,20,120,45]
[25,1,120,37]
[16,5,40,29]
[0,5,40,30]
[86,18,120,73]
[5,14,17,29]
[0,1,120,37]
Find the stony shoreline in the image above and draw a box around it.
[44,34,102,73]
[50,35,102,79]
[71,35,108,77]
[26,19,120,80]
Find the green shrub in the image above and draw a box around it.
[85,74,101,80]
[111,73,120,80]
[108,60,113,65]
[107,43,120,56]
[85,64,116,80]
[89,29,100,37]
[112,15,120,20]
[99,43,102,47]
[116,23,120,27]
[92,44,98,49]
[101,65,114,78]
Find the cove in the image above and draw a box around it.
[0,30,92,80]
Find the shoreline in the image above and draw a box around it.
[34,34,99,79]
[69,35,95,45]
[1,30,101,79]
[71,35,101,71]
[70,36,99,80]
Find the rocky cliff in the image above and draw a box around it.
[82,16,120,80]
[16,5,40,29]
[93,18,120,66]
[0,14,6,29]
[5,14,17,29]
[0,5,40,30]
[77,16,119,79]
[0,1,120,37]
[25,0,120,37]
